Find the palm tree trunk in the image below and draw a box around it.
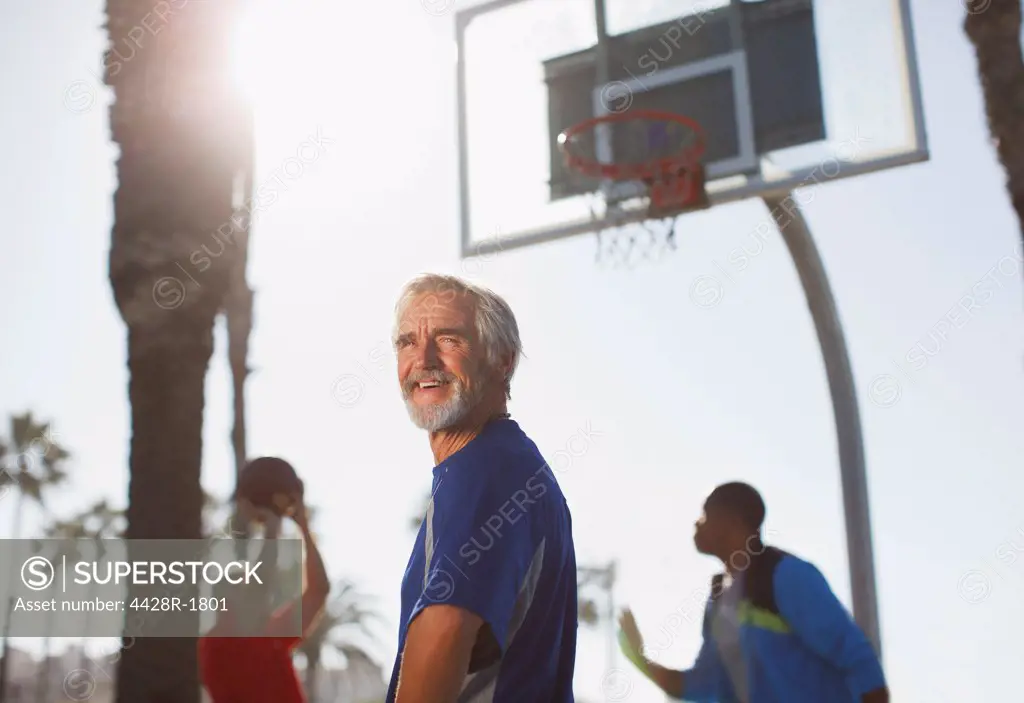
[227,149,254,560]
[36,628,52,703]
[113,324,215,703]
[964,0,1024,242]
[227,153,254,485]
[79,580,98,674]
[104,0,251,700]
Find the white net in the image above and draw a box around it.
[593,215,681,269]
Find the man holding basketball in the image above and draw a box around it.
[386,274,578,703]
[617,482,889,703]
[199,469,330,703]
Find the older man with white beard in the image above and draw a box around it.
[384,274,578,703]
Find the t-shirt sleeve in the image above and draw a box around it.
[409,465,547,654]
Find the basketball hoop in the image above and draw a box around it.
[558,110,709,267]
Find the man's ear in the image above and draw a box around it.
[497,353,515,392]
[502,352,516,378]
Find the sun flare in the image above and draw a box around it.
[229,1,298,105]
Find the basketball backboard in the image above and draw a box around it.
[455,0,928,258]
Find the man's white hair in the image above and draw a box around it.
[393,273,522,399]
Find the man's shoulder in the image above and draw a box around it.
[447,430,557,490]
[440,457,561,509]
[769,550,831,591]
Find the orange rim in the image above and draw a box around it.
[558,110,706,181]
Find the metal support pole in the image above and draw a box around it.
[580,561,617,702]
[761,192,882,658]
[593,0,609,82]
[606,560,616,681]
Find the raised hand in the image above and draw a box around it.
[618,607,645,656]
[272,492,308,530]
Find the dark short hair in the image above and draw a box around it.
[233,456,303,509]
[706,482,765,531]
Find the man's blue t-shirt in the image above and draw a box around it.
[386,419,577,702]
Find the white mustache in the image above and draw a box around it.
[404,372,456,393]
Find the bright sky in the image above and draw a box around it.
[2,0,1023,701]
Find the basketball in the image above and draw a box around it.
[234,456,303,514]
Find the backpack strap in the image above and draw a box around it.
[701,572,726,633]
[745,546,787,614]
[705,547,792,631]
[710,573,726,601]
[736,546,795,635]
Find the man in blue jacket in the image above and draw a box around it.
[618,482,889,702]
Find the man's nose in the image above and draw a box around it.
[411,337,441,367]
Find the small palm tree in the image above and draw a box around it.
[0,412,70,699]
[0,413,71,537]
[202,490,234,538]
[36,522,87,702]
[578,564,616,628]
[296,579,385,703]
[75,500,125,673]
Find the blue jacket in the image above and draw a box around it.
[678,547,886,703]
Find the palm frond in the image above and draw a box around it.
[11,413,35,449]
[42,442,71,467]
[42,465,69,486]
[17,472,43,502]
[578,598,600,626]
[295,576,386,669]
